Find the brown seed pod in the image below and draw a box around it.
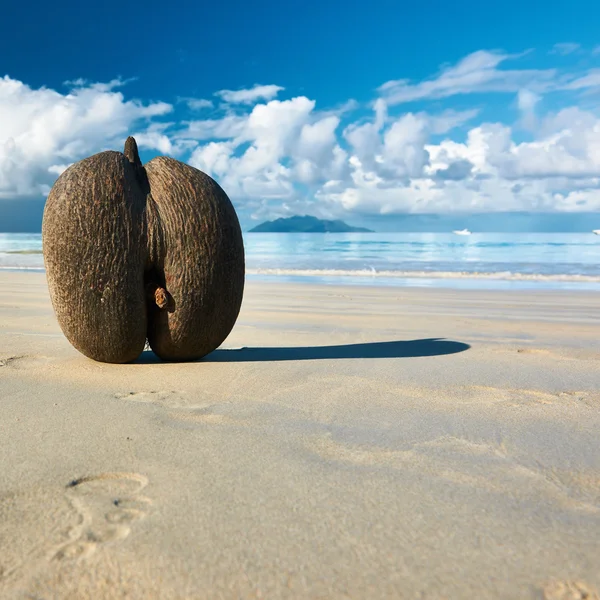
[42,137,245,363]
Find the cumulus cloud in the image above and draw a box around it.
[188,96,347,199]
[500,109,600,180]
[215,84,284,105]
[177,114,247,141]
[3,46,600,220]
[0,75,171,199]
[314,102,600,216]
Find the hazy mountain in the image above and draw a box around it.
[249,215,373,233]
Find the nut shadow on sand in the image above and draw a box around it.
[134,338,470,364]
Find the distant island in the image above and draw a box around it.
[249,215,373,233]
[1,201,599,233]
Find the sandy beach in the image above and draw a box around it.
[1,270,599,599]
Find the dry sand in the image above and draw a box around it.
[1,271,599,599]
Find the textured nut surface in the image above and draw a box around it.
[43,151,148,363]
[42,139,245,363]
[144,156,245,361]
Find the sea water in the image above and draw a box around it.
[2,232,600,290]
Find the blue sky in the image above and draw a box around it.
[1,0,600,229]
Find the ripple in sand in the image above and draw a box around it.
[306,433,600,513]
[455,386,600,409]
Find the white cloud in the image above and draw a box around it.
[131,131,174,155]
[517,89,541,130]
[47,164,70,176]
[180,97,213,110]
[188,97,351,201]
[189,97,335,198]
[189,142,234,177]
[296,116,340,159]
[518,89,541,112]
[550,42,581,55]
[215,84,284,105]
[378,50,557,104]
[4,47,600,220]
[428,109,479,134]
[64,77,137,92]
[177,114,247,141]
[378,49,600,105]
[562,69,600,90]
[380,114,430,178]
[315,104,600,216]
[501,109,600,180]
[293,116,346,184]
[0,75,171,199]
[234,97,315,174]
[539,106,597,136]
[343,98,388,171]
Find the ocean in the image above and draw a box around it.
[2,232,600,290]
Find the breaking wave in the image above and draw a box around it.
[246,268,600,282]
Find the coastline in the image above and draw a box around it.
[1,271,599,599]
[3,266,600,292]
[3,230,600,292]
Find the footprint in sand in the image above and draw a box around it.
[116,390,240,425]
[543,580,599,600]
[51,472,151,562]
